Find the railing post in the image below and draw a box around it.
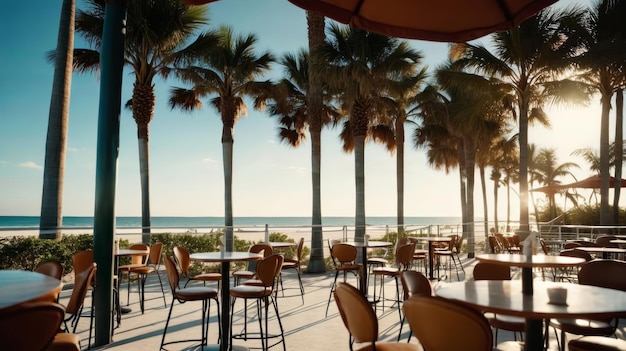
[264,224,269,242]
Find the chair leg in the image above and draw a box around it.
[325,272,340,317]
[154,270,167,308]
[139,274,146,314]
[160,299,176,350]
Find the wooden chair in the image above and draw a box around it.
[333,282,422,351]
[232,243,273,285]
[325,243,362,317]
[230,254,286,351]
[128,242,167,313]
[549,260,626,351]
[161,254,220,350]
[371,243,415,315]
[473,262,526,346]
[117,243,149,306]
[569,336,626,351]
[0,301,80,351]
[62,250,97,349]
[403,295,496,351]
[35,260,64,302]
[434,235,463,280]
[554,248,593,283]
[173,245,222,288]
[397,270,432,342]
[489,235,504,253]
[279,237,305,303]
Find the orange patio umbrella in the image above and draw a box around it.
[285,0,558,42]
[562,174,626,189]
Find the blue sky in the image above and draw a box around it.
[0,0,613,219]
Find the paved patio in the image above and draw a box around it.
[59,255,624,351]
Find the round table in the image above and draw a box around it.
[190,252,263,351]
[342,241,393,296]
[0,270,63,312]
[414,237,452,280]
[576,246,626,259]
[115,248,150,315]
[436,280,626,351]
[474,254,586,350]
[266,242,296,249]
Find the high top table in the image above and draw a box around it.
[413,237,452,280]
[0,270,63,312]
[190,251,263,351]
[342,241,393,296]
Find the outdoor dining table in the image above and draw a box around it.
[576,246,626,260]
[469,254,586,351]
[342,240,393,296]
[0,270,63,312]
[436,280,626,351]
[114,248,149,316]
[412,236,452,280]
[189,251,263,351]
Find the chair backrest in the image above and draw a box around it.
[247,243,274,271]
[564,242,582,249]
[129,244,149,265]
[332,243,358,265]
[473,262,511,281]
[395,243,415,269]
[559,248,593,262]
[35,260,64,281]
[455,235,464,253]
[255,254,285,288]
[539,239,550,255]
[173,246,191,274]
[162,254,180,293]
[447,235,458,251]
[66,252,97,315]
[334,282,378,345]
[494,233,511,249]
[488,235,502,253]
[574,240,600,247]
[0,301,65,351]
[595,235,618,248]
[509,234,521,248]
[328,239,340,266]
[148,242,164,267]
[295,237,305,261]
[399,271,432,300]
[578,259,626,291]
[403,296,493,351]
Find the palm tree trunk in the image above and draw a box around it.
[480,166,489,243]
[613,89,623,223]
[223,125,235,251]
[306,11,326,273]
[396,115,405,233]
[137,132,151,244]
[464,137,475,257]
[493,176,500,233]
[354,134,366,241]
[600,92,612,225]
[39,0,75,240]
[518,103,530,234]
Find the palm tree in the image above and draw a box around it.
[74,0,215,243]
[306,11,327,272]
[569,0,626,224]
[318,24,421,241]
[450,7,587,234]
[169,26,274,251]
[488,135,518,233]
[266,48,338,271]
[39,0,75,240]
[531,147,579,220]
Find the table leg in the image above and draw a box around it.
[522,267,533,295]
[220,261,230,351]
[525,318,544,351]
[428,241,435,280]
[361,247,368,296]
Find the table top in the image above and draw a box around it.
[435,280,626,319]
[475,254,586,268]
[0,270,63,312]
[414,237,452,242]
[115,248,149,257]
[610,239,626,244]
[266,242,296,248]
[576,246,626,254]
[342,240,393,248]
[189,252,263,263]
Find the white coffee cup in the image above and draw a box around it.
[547,286,568,305]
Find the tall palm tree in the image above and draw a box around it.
[74,0,215,243]
[532,147,579,219]
[386,67,427,233]
[318,24,421,241]
[615,89,624,222]
[40,0,75,240]
[169,26,274,251]
[489,134,518,233]
[306,11,327,272]
[266,48,338,271]
[569,0,626,224]
[450,7,587,234]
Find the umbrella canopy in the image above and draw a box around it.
[563,175,626,189]
[286,0,558,42]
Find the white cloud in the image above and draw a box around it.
[18,161,43,170]
[202,157,217,163]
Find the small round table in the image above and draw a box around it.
[190,252,263,351]
[342,241,393,296]
[0,270,63,312]
[414,237,452,280]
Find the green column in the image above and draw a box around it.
[93,0,127,346]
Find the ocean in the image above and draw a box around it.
[0,216,463,228]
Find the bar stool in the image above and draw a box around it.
[230,254,286,351]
